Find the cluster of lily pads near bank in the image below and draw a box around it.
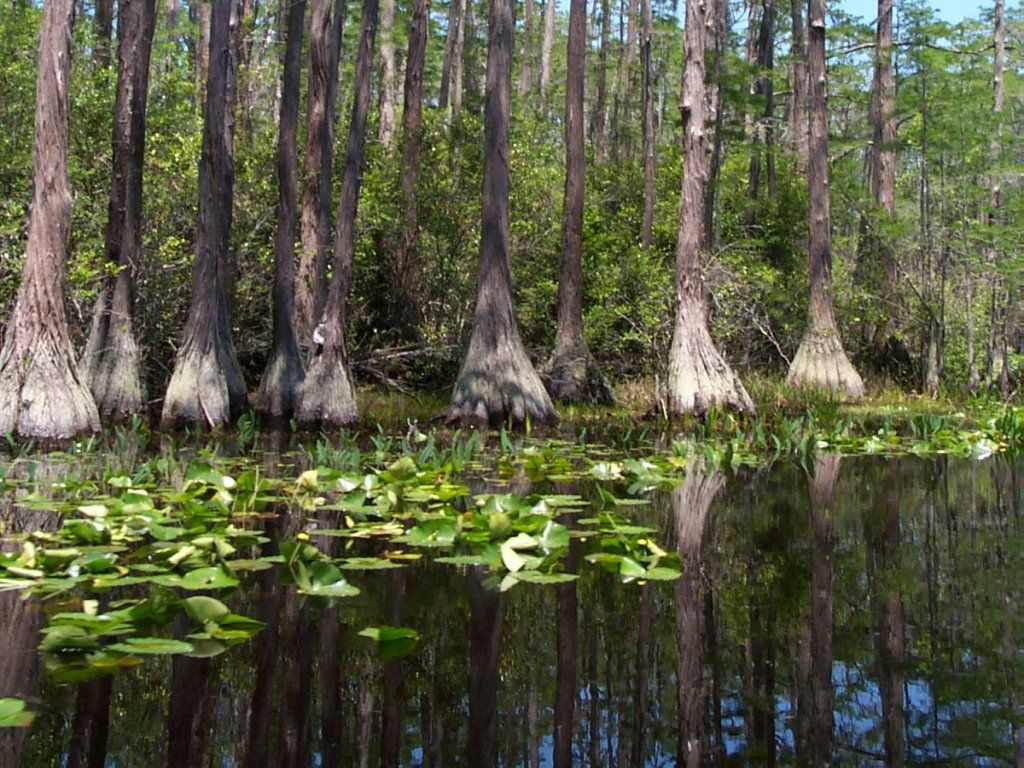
[1,401,1022,727]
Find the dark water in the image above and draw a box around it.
[2,454,1022,767]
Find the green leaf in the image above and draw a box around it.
[358,625,419,661]
[107,637,194,655]
[0,698,35,728]
[182,596,231,624]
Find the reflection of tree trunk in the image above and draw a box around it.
[808,453,838,767]
[356,661,376,768]
[279,595,315,767]
[0,592,44,768]
[468,567,502,768]
[586,603,601,766]
[554,520,580,768]
[66,678,113,768]
[746,581,776,766]
[673,463,723,768]
[865,459,906,768]
[244,518,284,768]
[630,586,652,767]
[381,570,408,768]
[166,656,214,767]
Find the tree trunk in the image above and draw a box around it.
[544,0,612,404]
[787,0,807,170]
[66,678,113,768]
[553,535,579,768]
[197,2,212,96]
[161,0,248,429]
[448,0,557,425]
[295,0,345,349]
[518,0,535,97]
[94,0,115,67]
[703,0,728,249]
[639,0,654,248]
[673,463,722,768]
[439,0,461,109]
[82,0,157,421]
[867,0,899,359]
[0,0,100,440]
[785,0,864,397]
[378,0,398,146]
[390,0,431,339]
[665,0,754,416]
[295,0,379,428]
[539,0,556,105]
[451,0,468,117]
[986,0,1009,392]
[590,0,611,163]
[256,0,306,420]
[746,0,776,228]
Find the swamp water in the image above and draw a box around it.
[0,434,1021,766]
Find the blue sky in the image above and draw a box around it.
[839,0,986,23]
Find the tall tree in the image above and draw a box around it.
[785,0,865,397]
[256,0,307,419]
[787,0,807,169]
[865,0,900,365]
[665,0,753,415]
[746,0,776,226]
[390,0,431,338]
[295,0,379,428]
[518,0,536,97]
[590,0,611,163]
[161,0,248,428]
[539,0,556,104]
[378,0,399,146]
[448,0,557,425]
[451,0,468,116]
[0,0,100,439]
[544,0,612,404]
[440,0,462,108]
[295,0,345,348]
[639,0,654,248]
[82,0,159,421]
[986,0,1009,392]
[94,0,115,67]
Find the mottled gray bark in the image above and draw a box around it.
[0,0,100,440]
[666,0,754,416]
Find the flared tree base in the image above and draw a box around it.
[542,341,614,405]
[294,351,357,429]
[160,338,249,430]
[786,328,865,398]
[666,308,754,416]
[256,345,305,422]
[448,338,557,427]
[87,330,146,422]
[0,335,99,440]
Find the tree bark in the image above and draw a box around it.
[544,0,612,404]
[161,0,249,429]
[866,0,900,360]
[786,0,864,397]
[746,0,776,228]
[703,0,728,249]
[295,0,345,349]
[83,0,158,421]
[639,0,654,249]
[94,0,115,67]
[590,0,611,163]
[256,0,306,420]
[986,0,1010,393]
[377,0,399,147]
[665,0,754,416]
[439,0,461,109]
[448,0,557,425]
[539,0,556,105]
[518,0,536,97]
[0,0,100,440]
[673,463,722,768]
[787,0,807,169]
[390,0,431,339]
[197,2,212,97]
[295,0,379,428]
